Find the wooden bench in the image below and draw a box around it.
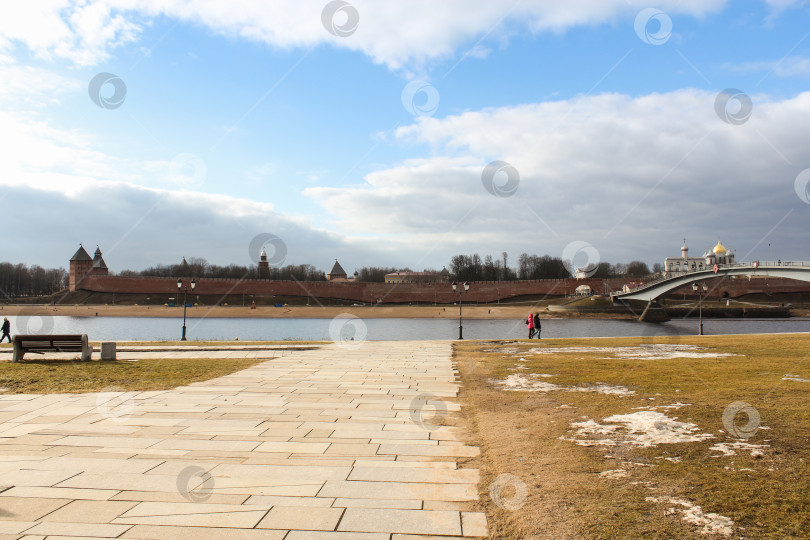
[12,334,91,363]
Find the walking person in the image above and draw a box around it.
[526,313,535,339]
[533,313,542,339]
[1,318,10,343]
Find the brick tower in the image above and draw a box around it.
[91,246,109,276]
[69,245,93,292]
[258,247,270,279]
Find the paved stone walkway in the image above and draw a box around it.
[0,341,487,539]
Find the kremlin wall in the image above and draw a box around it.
[67,245,810,305]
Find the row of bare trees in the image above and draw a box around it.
[120,257,326,281]
[450,252,658,281]
[0,263,67,298]
[1,253,661,298]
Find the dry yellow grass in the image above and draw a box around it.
[0,355,266,394]
[454,334,810,539]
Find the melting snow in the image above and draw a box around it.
[632,402,691,411]
[491,374,634,396]
[569,383,636,396]
[493,374,562,392]
[710,441,769,457]
[561,411,714,448]
[646,496,733,536]
[782,374,810,382]
[599,469,629,479]
[525,344,738,360]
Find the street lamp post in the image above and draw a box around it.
[177,278,196,341]
[692,282,707,335]
[452,281,470,339]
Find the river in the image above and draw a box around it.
[5,315,810,342]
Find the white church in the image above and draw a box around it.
[663,240,735,278]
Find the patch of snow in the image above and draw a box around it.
[633,402,691,411]
[710,442,769,457]
[491,374,634,396]
[570,383,636,396]
[526,344,738,360]
[646,496,733,536]
[490,374,562,392]
[485,347,519,355]
[782,374,810,382]
[561,411,714,448]
[655,456,681,463]
[599,469,629,479]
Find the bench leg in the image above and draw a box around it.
[81,336,91,362]
[12,342,22,363]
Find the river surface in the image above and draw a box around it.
[5,315,810,342]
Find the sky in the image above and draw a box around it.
[2,0,810,275]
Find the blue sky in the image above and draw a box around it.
[2,0,810,274]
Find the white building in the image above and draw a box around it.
[663,240,735,278]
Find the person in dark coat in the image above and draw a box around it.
[1,318,10,343]
[533,313,542,339]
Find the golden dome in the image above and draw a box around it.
[712,240,726,255]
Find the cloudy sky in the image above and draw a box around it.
[2,0,810,274]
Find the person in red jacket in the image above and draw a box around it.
[533,313,542,339]
[526,313,535,339]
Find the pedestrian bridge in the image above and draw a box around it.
[611,261,810,303]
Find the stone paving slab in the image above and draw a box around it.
[0,341,487,538]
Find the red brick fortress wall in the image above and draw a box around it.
[77,275,628,304]
[75,275,810,303]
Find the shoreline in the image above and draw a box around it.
[2,304,586,320]
[2,303,801,320]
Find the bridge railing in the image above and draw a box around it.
[612,261,810,296]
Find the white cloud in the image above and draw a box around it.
[0,0,140,66]
[305,89,810,265]
[4,180,364,272]
[1,0,728,69]
[730,56,810,78]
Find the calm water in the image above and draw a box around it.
[5,315,810,341]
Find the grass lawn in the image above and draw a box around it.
[454,334,810,539]
[0,354,268,394]
[0,340,323,394]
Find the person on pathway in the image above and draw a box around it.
[533,313,542,339]
[1,318,10,343]
[527,313,535,339]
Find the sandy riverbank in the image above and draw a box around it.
[0,304,594,320]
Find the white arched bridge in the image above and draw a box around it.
[611,261,810,303]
